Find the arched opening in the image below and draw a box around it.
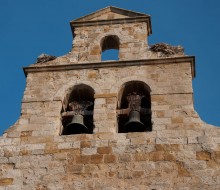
[117,81,152,133]
[61,84,95,135]
[101,35,119,61]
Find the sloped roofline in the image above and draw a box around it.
[73,6,148,22]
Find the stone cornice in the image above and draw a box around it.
[23,56,195,78]
[70,16,152,36]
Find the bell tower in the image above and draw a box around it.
[2,6,220,190]
[21,6,157,135]
[21,6,195,136]
[69,6,152,62]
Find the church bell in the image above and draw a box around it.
[124,110,145,132]
[62,101,93,135]
[63,114,88,135]
[117,93,150,133]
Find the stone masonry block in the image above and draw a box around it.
[97,147,112,154]
[156,137,188,144]
[196,151,211,161]
[0,178,14,186]
[91,154,103,164]
[149,151,164,161]
[80,141,92,148]
[75,155,91,164]
[118,154,132,163]
[155,144,183,151]
[104,155,117,163]
[57,142,80,149]
[135,153,149,161]
[213,137,220,144]
[81,148,97,155]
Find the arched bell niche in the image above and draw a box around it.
[101,35,120,61]
[117,81,152,133]
[61,84,95,135]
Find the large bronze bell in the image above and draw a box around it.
[124,110,145,132]
[63,114,89,135]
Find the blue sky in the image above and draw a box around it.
[0,0,220,135]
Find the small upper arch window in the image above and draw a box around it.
[61,84,94,135]
[101,35,119,61]
[117,81,152,133]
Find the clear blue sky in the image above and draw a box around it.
[0,0,220,135]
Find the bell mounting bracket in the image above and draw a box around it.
[117,93,151,116]
[61,101,93,117]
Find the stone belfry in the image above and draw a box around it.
[1,6,220,190]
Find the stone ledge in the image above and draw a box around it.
[94,93,117,98]
[23,56,195,78]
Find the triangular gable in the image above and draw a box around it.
[74,6,148,22]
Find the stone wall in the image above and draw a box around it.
[1,124,220,189]
[1,58,220,189]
